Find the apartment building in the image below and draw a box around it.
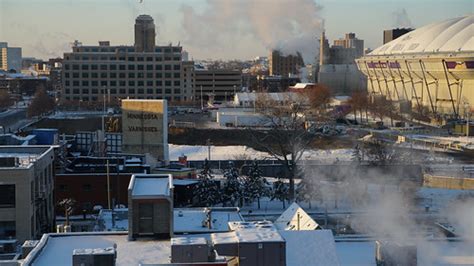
[0,146,55,243]
[0,42,22,73]
[61,15,193,103]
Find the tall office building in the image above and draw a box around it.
[134,15,156,53]
[0,42,22,72]
[383,28,413,44]
[62,15,193,102]
[269,50,304,77]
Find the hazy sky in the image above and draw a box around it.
[0,0,472,61]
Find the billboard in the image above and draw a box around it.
[121,99,168,161]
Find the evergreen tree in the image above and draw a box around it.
[271,177,289,209]
[194,160,221,207]
[243,160,269,209]
[222,161,242,207]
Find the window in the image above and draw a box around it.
[138,89,144,94]
[146,73,153,79]
[128,57,135,61]
[156,73,162,78]
[174,80,180,86]
[156,65,162,71]
[146,57,153,62]
[128,73,135,78]
[81,81,89,86]
[147,89,153,94]
[147,81,153,86]
[165,80,172,86]
[91,64,98,70]
[92,81,98,86]
[138,65,144,71]
[174,72,180,78]
[146,65,153,71]
[0,185,15,208]
[100,73,107,78]
[82,89,89,94]
[100,65,107,70]
[119,65,126,70]
[128,65,135,70]
[129,81,135,86]
[0,221,15,238]
[72,64,79,70]
[156,89,162,94]
[110,73,117,78]
[165,65,171,70]
[119,88,126,94]
[173,65,180,70]
[81,64,89,70]
[137,81,144,86]
[110,65,117,70]
[83,184,92,192]
[110,81,117,86]
[128,89,135,94]
[165,88,171,94]
[101,81,107,86]
[91,73,98,78]
[174,88,181,94]
[82,73,89,78]
[119,73,126,78]
[73,73,79,78]
[137,57,144,61]
[119,81,126,86]
[137,73,144,78]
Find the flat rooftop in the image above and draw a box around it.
[25,233,170,266]
[129,174,173,199]
[0,146,53,168]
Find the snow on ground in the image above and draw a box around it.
[169,144,353,162]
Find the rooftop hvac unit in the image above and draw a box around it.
[22,240,39,258]
[72,247,116,266]
[171,237,212,263]
[0,157,18,167]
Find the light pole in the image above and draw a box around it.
[464,102,471,138]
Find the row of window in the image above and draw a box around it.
[65,72,181,79]
[73,47,180,53]
[65,88,183,95]
[64,64,181,71]
[65,80,181,87]
[65,96,183,101]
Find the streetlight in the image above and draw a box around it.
[464,102,471,138]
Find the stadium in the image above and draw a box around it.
[356,14,473,122]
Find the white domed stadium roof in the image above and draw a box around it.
[369,14,473,56]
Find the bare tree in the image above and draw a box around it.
[348,90,369,124]
[27,86,55,117]
[0,91,13,110]
[249,90,329,201]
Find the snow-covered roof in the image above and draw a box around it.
[274,202,319,231]
[97,207,243,233]
[24,233,171,266]
[234,92,306,103]
[212,221,284,244]
[129,174,173,199]
[280,230,339,266]
[171,237,207,246]
[174,207,244,233]
[291,83,316,89]
[369,15,473,56]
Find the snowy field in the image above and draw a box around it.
[169,144,353,162]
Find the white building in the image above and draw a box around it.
[356,15,474,118]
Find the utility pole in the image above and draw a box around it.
[206,138,212,160]
[200,85,203,110]
[106,159,111,209]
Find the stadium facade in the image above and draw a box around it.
[356,15,473,119]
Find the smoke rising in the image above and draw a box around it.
[180,0,323,63]
[392,8,413,28]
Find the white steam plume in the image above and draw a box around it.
[392,8,413,28]
[180,0,323,63]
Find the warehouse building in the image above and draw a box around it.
[62,15,193,103]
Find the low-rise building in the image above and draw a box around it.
[0,146,55,243]
[195,69,242,102]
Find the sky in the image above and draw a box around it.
[0,0,472,62]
